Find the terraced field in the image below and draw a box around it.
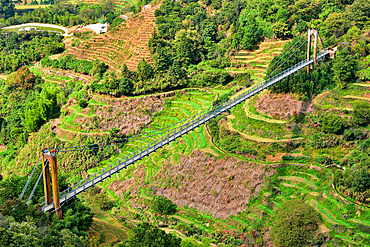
[67,3,159,71]
[228,40,290,79]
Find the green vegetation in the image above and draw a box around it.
[1,0,370,246]
[122,223,181,247]
[271,199,321,246]
[41,55,108,78]
[2,0,117,27]
[152,196,177,215]
[0,31,64,73]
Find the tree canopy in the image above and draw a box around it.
[272,199,321,246]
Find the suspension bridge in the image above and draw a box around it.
[19,29,335,218]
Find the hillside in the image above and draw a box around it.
[229,39,290,78]
[67,3,159,71]
[2,0,370,246]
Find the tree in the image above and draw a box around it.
[357,55,370,81]
[352,167,370,193]
[353,101,370,126]
[0,199,47,224]
[321,114,343,134]
[119,77,134,95]
[78,99,89,108]
[137,59,154,81]
[174,29,203,65]
[152,196,177,215]
[332,49,358,88]
[346,0,370,29]
[0,0,16,19]
[233,9,263,50]
[325,12,343,38]
[92,193,112,210]
[272,22,291,38]
[126,223,181,247]
[101,0,116,15]
[271,199,321,246]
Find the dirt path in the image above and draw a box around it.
[278,176,317,189]
[343,95,370,101]
[243,100,287,124]
[58,125,109,136]
[226,115,302,143]
[353,83,370,87]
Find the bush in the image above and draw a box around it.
[78,99,88,108]
[271,199,321,247]
[282,155,310,163]
[343,129,366,141]
[321,113,343,134]
[315,155,334,165]
[309,132,340,149]
[92,193,112,210]
[152,196,177,215]
[353,101,370,126]
[126,223,181,247]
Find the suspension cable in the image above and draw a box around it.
[27,155,51,205]
[19,153,42,200]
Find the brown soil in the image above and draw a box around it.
[62,94,164,135]
[109,150,276,220]
[256,92,313,120]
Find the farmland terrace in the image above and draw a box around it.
[66,3,159,71]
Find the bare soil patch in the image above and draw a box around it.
[256,92,313,120]
[109,150,275,220]
[63,94,164,135]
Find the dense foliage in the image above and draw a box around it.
[152,195,177,215]
[2,0,117,27]
[271,199,321,246]
[121,223,181,247]
[0,198,93,246]
[335,139,370,202]
[41,55,108,77]
[0,31,64,73]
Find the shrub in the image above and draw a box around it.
[78,99,88,108]
[309,132,340,149]
[343,129,366,141]
[321,113,342,134]
[271,199,321,247]
[92,193,112,210]
[315,155,334,165]
[152,196,177,215]
[353,101,370,126]
[127,223,181,247]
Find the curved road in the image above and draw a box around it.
[2,23,71,36]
